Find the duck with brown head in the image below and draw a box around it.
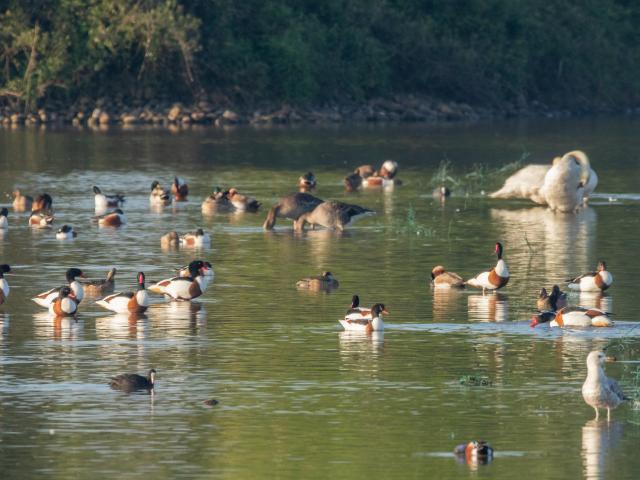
[431,265,464,288]
[172,177,189,201]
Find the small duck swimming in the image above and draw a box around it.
[160,231,180,248]
[150,181,172,206]
[567,261,613,292]
[56,225,77,240]
[466,242,509,293]
[148,260,209,301]
[96,272,149,314]
[48,286,78,317]
[0,208,8,229]
[110,368,156,392]
[298,172,317,192]
[81,268,117,296]
[93,186,125,210]
[296,271,339,290]
[12,189,33,211]
[172,177,189,201]
[339,303,388,332]
[582,351,628,421]
[0,264,11,305]
[97,208,126,227]
[431,265,464,288]
[32,268,86,307]
[179,229,211,248]
[536,285,567,311]
[29,210,54,228]
[263,192,324,230]
[228,188,261,212]
[344,161,400,190]
[293,200,374,232]
[454,441,494,464]
[530,306,613,328]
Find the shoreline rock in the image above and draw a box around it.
[0,95,636,129]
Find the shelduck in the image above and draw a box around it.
[339,303,388,332]
[148,260,209,301]
[536,285,567,311]
[431,265,464,288]
[293,200,374,232]
[97,208,126,227]
[178,261,214,284]
[228,188,261,212]
[0,264,11,305]
[32,268,86,307]
[172,177,189,201]
[263,192,323,230]
[12,189,33,211]
[466,242,509,293]
[93,186,125,209]
[582,351,628,421]
[345,295,371,318]
[96,272,149,314]
[179,229,211,248]
[48,286,78,317]
[296,271,339,290]
[32,193,53,212]
[0,208,8,229]
[567,261,613,292]
[81,268,117,295]
[150,181,172,206]
[56,225,77,240]
[298,172,317,192]
[530,307,613,328]
[28,210,54,228]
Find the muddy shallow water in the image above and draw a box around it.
[1,118,640,479]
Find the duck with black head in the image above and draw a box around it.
[179,229,211,248]
[340,303,389,332]
[32,268,86,308]
[49,286,78,317]
[56,225,77,240]
[93,186,125,210]
[0,264,11,305]
[466,242,509,293]
[0,208,8,229]
[536,285,567,311]
[148,260,210,301]
[172,177,189,201]
[96,272,149,314]
[32,193,53,212]
[110,368,156,392]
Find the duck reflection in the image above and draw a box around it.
[338,330,384,368]
[582,419,623,480]
[147,301,206,336]
[432,287,465,323]
[95,312,148,339]
[579,292,613,313]
[33,311,83,341]
[1,312,9,335]
[490,207,597,280]
[468,293,508,322]
[295,229,347,269]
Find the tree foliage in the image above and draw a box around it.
[1,0,640,110]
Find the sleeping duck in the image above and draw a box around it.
[466,242,509,293]
[96,272,149,314]
[171,177,189,202]
[179,229,211,248]
[160,231,180,248]
[97,208,126,227]
[536,285,568,311]
[81,268,117,296]
[567,261,613,292]
[530,306,613,328]
[228,188,261,212]
[293,200,374,232]
[201,187,232,213]
[296,271,339,290]
[431,265,465,288]
[263,192,324,230]
[344,161,401,190]
[48,286,78,317]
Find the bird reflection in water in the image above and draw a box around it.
[96,312,148,339]
[468,293,509,322]
[432,287,465,323]
[31,311,83,341]
[338,330,384,368]
[582,419,623,480]
[579,291,613,313]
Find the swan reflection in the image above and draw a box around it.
[490,207,596,280]
[582,419,623,479]
[468,293,509,322]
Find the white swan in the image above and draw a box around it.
[490,150,597,211]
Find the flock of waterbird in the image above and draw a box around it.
[0,150,629,462]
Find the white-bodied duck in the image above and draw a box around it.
[32,268,85,307]
[466,242,509,293]
[48,286,78,317]
[56,225,77,240]
[179,229,211,248]
[582,351,628,421]
[530,306,613,328]
[0,264,11,305]
[148,260,209,301]
[339,303,388,333]
[97,208,126,227]
[93,186,125,210]
[0,208,8,229]
[96,272,149,314]
[567,261,613,292]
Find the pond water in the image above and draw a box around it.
[1,117,640,479]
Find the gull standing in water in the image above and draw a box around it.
[582,351,628,421]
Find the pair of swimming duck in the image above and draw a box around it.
[148,177,188,205]
[201,187,261,213]
[262,192,374,231]
[340,295,389,333]
[161,229,211,248]
[344,160,401,191]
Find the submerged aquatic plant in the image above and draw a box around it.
[459,375,493,386]
[394,205,435,236]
